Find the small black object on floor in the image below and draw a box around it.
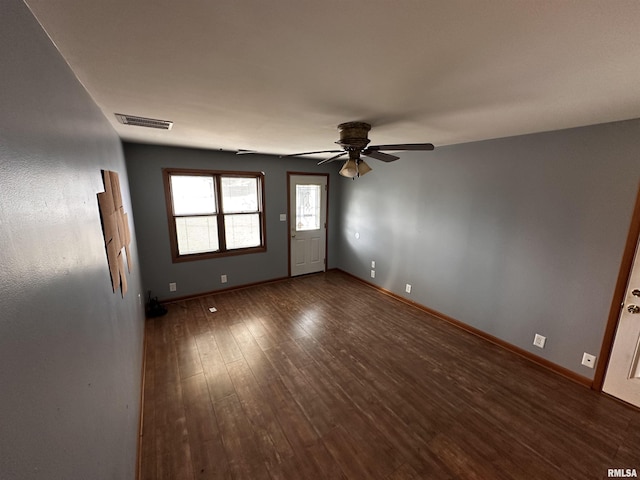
[146,292,167,318]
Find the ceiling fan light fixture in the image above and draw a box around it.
[286,122,434,177]
[339,159,358,178]
[339,159,372,178]
[357,160,372,176]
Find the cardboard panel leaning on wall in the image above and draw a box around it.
[0,1,144,479]
[336,118,640,379]
[124,142,340,300]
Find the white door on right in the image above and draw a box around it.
[603,234,640,408]
[289,174,327,277]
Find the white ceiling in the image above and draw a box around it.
[24,0,640,157]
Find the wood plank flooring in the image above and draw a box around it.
[140,270,640,480]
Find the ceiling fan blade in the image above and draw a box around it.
[362,150,399,162]
[280,149,343,158]
[368,143,435,152]
[317,152,347,165]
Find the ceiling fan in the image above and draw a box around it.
[282,122,435,178]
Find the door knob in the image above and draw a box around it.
[627,304,640,314]
[632,289,640,297]
[291,234,296,238]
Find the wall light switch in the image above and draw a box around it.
[371,261,376,269]
[169,282,177,292]
[279,213,286,221]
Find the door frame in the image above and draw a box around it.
[594,181,640,391]
[286,172,330,277]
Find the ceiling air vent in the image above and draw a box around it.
[115,113,173,130]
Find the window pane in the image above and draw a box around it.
[221,177,258,213]
[296,184,321,231]
[171,175,216,215]
[224,214,260,249]
[176,216,219,254]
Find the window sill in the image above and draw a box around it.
[172,246,266,263]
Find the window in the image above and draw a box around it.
[163,168,266,262]
[295,184,322,231]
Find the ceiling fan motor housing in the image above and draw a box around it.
[336,122,371,150]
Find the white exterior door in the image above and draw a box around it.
[289,174,327,276]
[603,233,640,408]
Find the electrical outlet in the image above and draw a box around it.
[221,274,228,284]
[371,260,376,269]
[370,270,375,278]
[169,282,177,292]
[405,284,412,294]
[533,333,546,349]
[582,352,596,368]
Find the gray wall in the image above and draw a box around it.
[0,2,145,479]
[125,121,640,380]
[124,142,341,300]
[337,119,640,378]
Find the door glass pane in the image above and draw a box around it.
[175,216,219,254]
[224,214,261,249]
[171,175,216,215]
[296,184,321,231]
[221,177,258,213]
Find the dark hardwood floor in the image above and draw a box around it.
[140,270,640,480]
